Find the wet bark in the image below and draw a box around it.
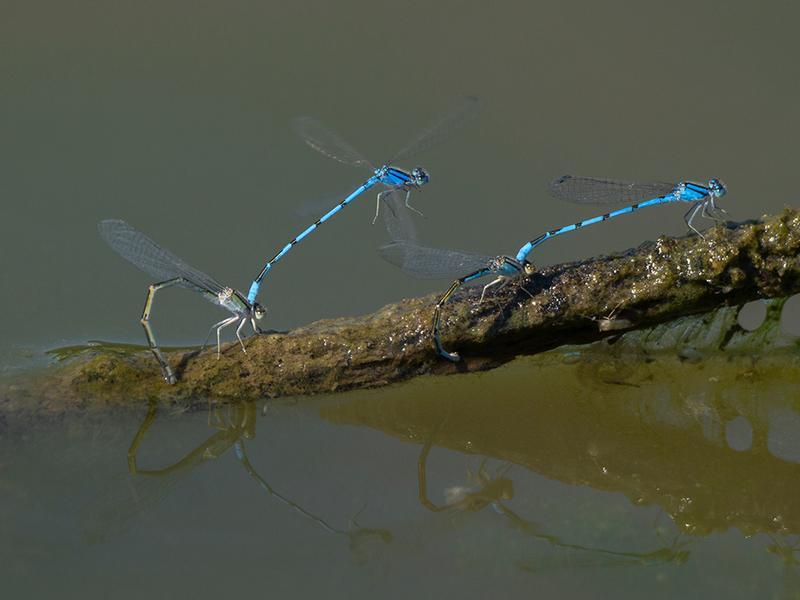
[6,209,800,410]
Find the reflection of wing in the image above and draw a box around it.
[98,220,226,295]
[293,116,373,169]
[79,470,187,545]
[389,95,482,164]
[549,175,676,205]
[380,189,419,243]
[379,240,493,280]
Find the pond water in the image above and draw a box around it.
[4,1,800,598]
[5,345,800,599]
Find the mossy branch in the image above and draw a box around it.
[7,208,800,409]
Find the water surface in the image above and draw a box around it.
[5,346,800,598]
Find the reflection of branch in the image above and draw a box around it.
[765,534,800,599]
[767,534,800,565]
[234,441,392,555]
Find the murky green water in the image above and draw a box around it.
[5,346,800,598]
[4,1,800,597]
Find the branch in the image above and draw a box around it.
[8,208,800,410]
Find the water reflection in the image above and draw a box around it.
[515,530,690,573]
[68,339,800,593]
[322,347,800,577]
[416,416,690,572]
[234,441,392,561]
[126,400,254,476]
[85,399,392,560]
[765,535,800,599]
[79,401,234,545]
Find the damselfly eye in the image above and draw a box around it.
[709,178,727,197]
[412,167,429,185]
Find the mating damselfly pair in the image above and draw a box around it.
[380,175,727,360]
[99,97,482,383]
[99,96,728,380]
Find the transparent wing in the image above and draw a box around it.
[388,95,482,165]
[79,469,186,545]
[379,240,493,280]
[98,219,227,295]
[292,116,374,169]
[549,175,677,205]
[380,189,419,243]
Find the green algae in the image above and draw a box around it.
[47,340,198,362]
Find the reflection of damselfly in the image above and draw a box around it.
[417,437,513,513]
[380,177,728,361]
[98,220,265,383]
[235,441,392,556]
[80,400,255,544]
[246,96,481,304]
[416,429,690,572]
[84,400,392,553]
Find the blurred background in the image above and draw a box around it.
[2,0,797,352]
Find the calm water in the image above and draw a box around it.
[4,1,800,598]
[3,1,800,349]
[5,351,800,599]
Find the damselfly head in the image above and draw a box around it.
[709,178,727,198]
[411,167,429,187]
[253,303,266,320]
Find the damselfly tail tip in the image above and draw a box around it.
[443,350,461,362]
[434,337,461,362]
